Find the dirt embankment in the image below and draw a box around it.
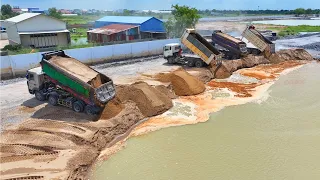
[269,48,314,63]
[210,49,312,79]
[0,48,315,180]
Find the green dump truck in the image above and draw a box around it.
[27,50,116,115]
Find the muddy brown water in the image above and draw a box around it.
[93,62,320,180]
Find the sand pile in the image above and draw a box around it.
[209,55,271,79]
[99,97,124,120]
[155,85,177,99]
[242,55,270,68]
[269,48,314,63]
[186,68,214,83]
[116,82,173,117]
[0,101,145,180]
[155,69,206,96]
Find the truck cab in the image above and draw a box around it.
[27,67,46,96]
[163,43,182,62]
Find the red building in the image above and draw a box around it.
[87,24,141,43]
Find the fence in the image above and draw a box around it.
[0,38,180,79]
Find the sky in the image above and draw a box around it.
[3,0,320,10]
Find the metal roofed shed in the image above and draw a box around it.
[94,16,166,39]
[3,13,70,48]
[87,24,140,43]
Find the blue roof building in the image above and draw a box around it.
[94,16,165,33]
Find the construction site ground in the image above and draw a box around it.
[0,32,319,179]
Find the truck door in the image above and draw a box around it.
[27,73,37,91]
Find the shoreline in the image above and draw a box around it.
[89,61,307,179]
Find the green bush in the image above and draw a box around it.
[2,44,22,51]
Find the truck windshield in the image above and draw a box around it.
[164,46,170,51]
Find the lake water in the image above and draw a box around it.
[252,19,320,26]
[94,63,320,180]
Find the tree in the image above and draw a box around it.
[294,8,305,16]
[1,4,19,20]
[165,4,201,38]
[48,7,62,19]
[305,8,312,15]
[123,9,131,16]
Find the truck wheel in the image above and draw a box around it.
[167,57,174,64]
[195,60,203,68]
[73,101,84,113]
[85,105,95,115]
[48,95,58,106]
[187,59,195,67]
[35,91,45,101]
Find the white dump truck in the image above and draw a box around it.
[163,29,222,67]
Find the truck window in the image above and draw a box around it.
[164,46,170,51]
[29,73,34,80]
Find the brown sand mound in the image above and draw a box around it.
[170,69,206,96]
[186,68,214,83]
[155,85,177,99]
[116,82,173,117]
[155,69,206,96]
[209,55,270,79]
[269,49,314,63]
[100,97,124,120]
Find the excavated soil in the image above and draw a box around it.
[269,48,314,63]
[116,82,173,117]
[0,49,315,180]
[210,55,270,79]
[50,56,99,83]
[155,68,206,96]
[0,101,145,180]
[100,97,124,120]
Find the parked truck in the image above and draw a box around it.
[211,30,248,59]
[163,29,221,67]
[27,50,116,115]
[242,25,275,56]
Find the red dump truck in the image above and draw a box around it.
[26,50,116,115]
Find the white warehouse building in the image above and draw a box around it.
[3,13,70,48]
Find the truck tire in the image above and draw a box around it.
[48,95,58,106]
[85,105,95,115]
[187,59,195,67]
[167,57,174,64]
[73,101,84,113]
[35,91,45,101]
[195,60,203,68]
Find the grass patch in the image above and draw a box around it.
[7,48,39,55]
[69,28,88,40]
[276,25,320,37]
[62,15,103,25]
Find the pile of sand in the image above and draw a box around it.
[155,69,206,96]
[116,82,173,117]
[242,55,270,68]
[269,49,314,63]
[99,97,124,120]
[186,68,214,83]
[209,60,243,79]
[155,85,177,99]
